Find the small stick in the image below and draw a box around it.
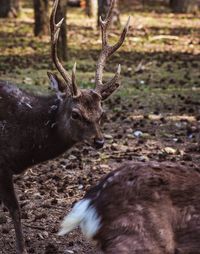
[23,223,45,231]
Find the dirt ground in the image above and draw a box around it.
[1,92,200,253]
[0,0,200,253]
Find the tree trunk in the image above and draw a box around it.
[170,0,199,13]
[33,0,49,36]
[97,0,120,27]
[11,0,20,16]
[56,0,68,61]
[0,0,10,17]
[86,0,98,17]
[0,0,20,18]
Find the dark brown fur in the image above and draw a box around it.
[0,80,106,254]
[84,161,200,254]
[0,82,104,173]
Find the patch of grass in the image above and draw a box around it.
[0,1,199,107]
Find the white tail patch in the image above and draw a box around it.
[58,199,101,239]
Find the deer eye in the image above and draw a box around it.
[71,111,81,121]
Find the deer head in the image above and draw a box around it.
[48,0,130,149]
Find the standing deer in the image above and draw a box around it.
[0,0,130,253]
[59,161,200,254]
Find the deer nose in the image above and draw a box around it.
[94,138,105,149]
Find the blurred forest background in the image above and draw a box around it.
[0,0,199,94]
[0,0,200,253]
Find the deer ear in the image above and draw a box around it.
[47,72,66,93]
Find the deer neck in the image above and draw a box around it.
[29,95,76,164]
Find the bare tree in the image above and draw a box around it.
[98,0,120,27]
[86,0,98,17]
[0,0,10,17]
[55,0,68,60]
[170,0,199,13]
[33,0,67,59]
[0,0,20,17]
[11,0,20,15]
[33,0,49,36]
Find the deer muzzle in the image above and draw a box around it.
[93,138,105,149]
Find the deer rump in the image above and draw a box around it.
[59,161,200,254]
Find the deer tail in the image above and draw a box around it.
[58,198,101,239]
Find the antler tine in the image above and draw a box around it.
[108,16,130,57]
[95,0,130,93]
[71,62,78,96]
[99,0,115,46]
[100,64,121,98]
[50,0,72,92]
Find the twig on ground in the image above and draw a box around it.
[23,223,45,231]
[149,35,179,42]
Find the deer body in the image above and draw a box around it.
[0,0,129,253]
[59,161,200,254]
[0,82,104,173]
[0,81,104,254]
[0,82,70,174]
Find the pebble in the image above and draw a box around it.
[133,130,143,137]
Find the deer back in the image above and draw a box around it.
[59,161,200,254]
[92,162,200,253]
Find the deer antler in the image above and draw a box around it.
[50,0,78,96]
[95,0,130,97]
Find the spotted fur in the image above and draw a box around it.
[60,161,200,254]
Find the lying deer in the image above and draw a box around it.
[59,161,200,254]
[0,0,130,253]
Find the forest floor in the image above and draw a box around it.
[0,1,200,253]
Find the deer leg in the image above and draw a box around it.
[0,171,27,254]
